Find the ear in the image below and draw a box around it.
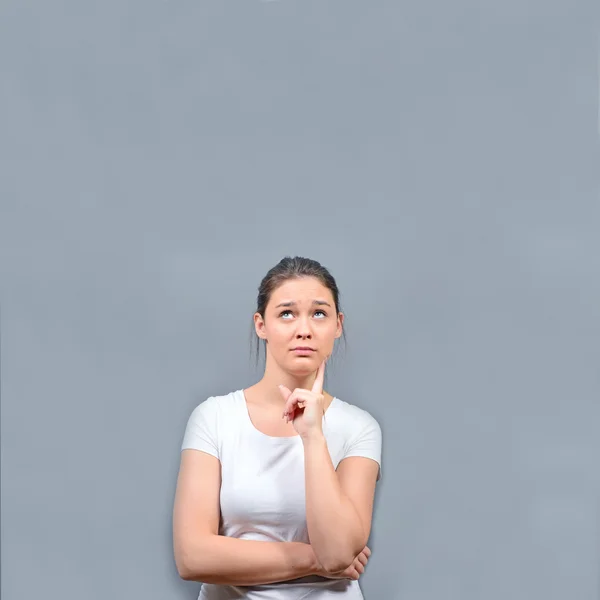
[254,312,268,340]
[334,312,344,339]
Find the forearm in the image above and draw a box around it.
[177,535,319,585]
[303,434,366,572]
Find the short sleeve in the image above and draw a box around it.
[180,397,220,459]
[343,410,382,481]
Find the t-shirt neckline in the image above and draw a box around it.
[236,389,338,443]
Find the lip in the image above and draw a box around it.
[291,347,316,353]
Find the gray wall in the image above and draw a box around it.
[1,1,599,599]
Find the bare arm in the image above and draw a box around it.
[278,363,381,576]
[173,449,321,585]
[303,434,379,573]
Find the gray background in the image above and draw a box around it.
[1,1,599,599]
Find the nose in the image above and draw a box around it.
[295,317,313,339]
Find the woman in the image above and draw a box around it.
[173,256,382,599]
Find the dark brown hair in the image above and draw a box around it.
[250,256,347,368]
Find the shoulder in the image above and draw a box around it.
[329,396,383,479]
[181,390,240,455]
[330,397,381,435]
[187,390,239,420]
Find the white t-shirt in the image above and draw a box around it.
[180,389,383,600]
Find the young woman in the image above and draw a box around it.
[173,256,382,599]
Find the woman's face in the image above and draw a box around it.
[255,277,343,376]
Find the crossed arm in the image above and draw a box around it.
[173,446,379,585]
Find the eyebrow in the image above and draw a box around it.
[274,300,332,308]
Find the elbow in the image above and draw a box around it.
[177,566,193,582]
[174,532,220,583]
[175,554,196,581]
[177,560,208,583]
[321,559,354,576]
[175,546,205,582]
[318,549,357,576]
[319,537,368,575]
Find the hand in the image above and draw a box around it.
[318,546,371,581]
[278,359,327,439]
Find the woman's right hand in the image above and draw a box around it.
[318,546,371,580]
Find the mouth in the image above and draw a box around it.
[291,347,316,354]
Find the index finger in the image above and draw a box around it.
[311,358,326,394]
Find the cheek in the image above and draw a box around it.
[325,321,339,335]
[314,325,337,347]
[267,324,290,344]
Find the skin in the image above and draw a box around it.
[246,276,377,575]
[245,276,343,421]
[173,276,377,584]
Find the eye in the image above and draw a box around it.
[278,309,327,319]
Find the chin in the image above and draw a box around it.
[285,356,320,375]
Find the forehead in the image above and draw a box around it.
[269,277,333,303]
